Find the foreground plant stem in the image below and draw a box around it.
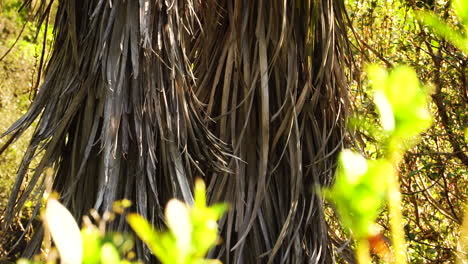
[357,239,372,264]
[457,204,468,264]
[387,151,407,264]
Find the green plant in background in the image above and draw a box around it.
[340,0,467,261]
[327,0,468,261]
[326,65,432,264]
[127,179,227,264]
[0,0,52,213]
[419,0,468,54]
[16,179,226,264]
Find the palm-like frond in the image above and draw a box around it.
[194,1,349,262]
[1,0,349,263]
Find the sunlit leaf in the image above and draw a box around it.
[368,65,432,146]
[338,150,369,185]
[44,198,83,264]
[327,150,391,238]
[101,243,121,263]
[127,179,226,264]
[373,90,395,131]
[166,199,192,255]
[419,12,468,54]
[194,178,207,208]
[453,0,468,24]
[457,204,468,263]
[81,228,102,264]
[127,213,166,261]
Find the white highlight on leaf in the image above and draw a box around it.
[166,199,192,253]
[340,150,368,185]
[374,90,395,131]
[44,198,83,264]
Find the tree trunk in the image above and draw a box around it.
[1,1,349,263]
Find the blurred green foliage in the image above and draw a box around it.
[127,179,226,264]
[327,65,432,263]
[328,151,391,239]
[367,65,432,140]
[16,180,225,264]
[336,0,468,261]
[419,0,468,53]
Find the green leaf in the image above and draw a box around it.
[127,179,226,264]
[372,89,395,132]
[453,0,468,25]
[430,39,440,49]
[127,213,168,261]
[327,150,391,238]
[367,65,432,148]
[464,127,468,143]
[81,228,102,264]
[101,243,121,263]
[16,259,41,264]
[418,12,468,54]
[194,178,207,208]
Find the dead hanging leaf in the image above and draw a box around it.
[44,198,83,264]
[368,233,392,262]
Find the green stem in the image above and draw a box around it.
[357,238,372,264]
[387,150,407,264]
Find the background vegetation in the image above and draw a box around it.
[0,0,38,208]
[0,1,51,257]
[0,0,466,262]
[344,0,467,261]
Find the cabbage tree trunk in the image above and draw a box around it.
[1,0,349,263]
